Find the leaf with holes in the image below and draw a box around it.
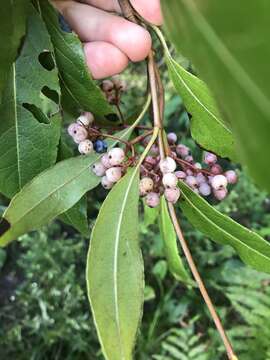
[159,197,192,285]
[0,0,29,100]
[179,181,270,274]
[0,7,61,198]
[39,0,117,121]
[87,169,144,360]
[162,0,270,192]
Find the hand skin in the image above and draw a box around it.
[51,0,162,79]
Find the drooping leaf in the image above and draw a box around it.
[39,0,116,121]
[87,169,143,360]
[179,181,270,274]
[162,0,270,192]
[156,31,236,160]
[159,197,192,285]
[0,7,61,198]
[0,0,29,100]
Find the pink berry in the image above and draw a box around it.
[77,112,94,127]
[204,152,217,165]
[73,126,88,144]
[185,155,194,163]
[78,140,94,155]
[167,132,177,144]
[159,157,177,173]
[225,170,238,184]
[164,187,181,204]
[175,171,186,180]
[214,188,228,201]
[92,162,106,177]
[176,144,189,158]
[186,175,197,188]
[211,164,223,175]
[106,167,122,183]
[108,147,125,166]
[211,175,228,190]
[162,173,178,188]
[139,177,154,196]
[196,173,206,185]
[101,176,114,190]
[199,183,211,197]
[145,192,160,208]
[101,154,111,169]
[186,169,194,176]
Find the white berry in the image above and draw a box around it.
[73,126,88,144]
[101,153,111,169]
[145,192,160,208]
[225,170,238,184]
[108,147,125,166]
[162,173,178,188]
[159,157,176,174]
[92,162,106,177]
[186,175,197,188]
[78,140,94,155]
[101,176,114,190]
[139,177,154,196]
[199,183,211,197]
[106,167,122,183]
[67,123,80,137]
[77,112,94,127]
[211,175,228,190]
[164,187,181,204]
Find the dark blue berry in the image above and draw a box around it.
[94,140,108,153]
[58,13,72,33]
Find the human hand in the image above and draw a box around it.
[52,0,162,79]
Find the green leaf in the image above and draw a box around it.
[39,0,116,120]
[179,181,270,274]
[157,32,236,160]
[0,7,61,198]
[159,197,192,284]
[143,202,159,228]
[0,0,29,100]
[86,169,143,360]
[162,0,270,192]
[0,126,134,247]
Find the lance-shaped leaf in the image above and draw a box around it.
[0,0,29,100]
[87,169,143,360]
[0,8,61,198]
[179,181,270,274]
[159,197,192,285]
[162,0,270,192]
[39,0,116,120]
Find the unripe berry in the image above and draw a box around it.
[164,187,181,204]
[225,170,238,184]
[106,167,122,183]
[186,175,197,188]
[73,126,88,144]
[199,183,211,197]
[145,192,160,208]
[112,76,127,92]
[67,123,80,137]
[108,147,125,166]
[77,112,94,127]
[211,164,223,175]
[176,144,189,158]
[175,171,187,180]
[196,173,206,185]
[167,132,177,144]
[159,157,176,173]
[101,176,114,190]
[139,177,154,196]
[101,80,114,92]
[214,188,228,201]
[211,175,228,190]
[194,162,202,170]
[92,162,106,177]
[204,152,217,165]
[101,153,111,168]
[78,140,94,155]
[162,173,178,188]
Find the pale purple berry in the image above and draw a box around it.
[167,132,177,144]
[176,144,189,158]
[70,125,88,144]
[162,173,178,188]
[159,157,176,173]
[101,176,114,190]
[225,170,238,184]
[204,152,217,165]
[101,153,111,168]
[214,188,228,201]
[67,123,80,137]
[186,175,197,188]
[145,192,160,208]
[164,187,181,204]
[185,155,194,163]
[108,147,125,166]
[211,164,223,175]
[186,169,194,176]
[92,162,106,177]
[139,177,154,196]
[106,167,122,183]
[77,112,94,127]
[78,140,94,155]
[175,171,186,180]
[211,175,228,190]
[196,173,206,185]
[199,183,211,197]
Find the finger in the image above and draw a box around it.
[131,0,163,25]
[84,41,129,79]
[57,1,152,62]
[80,0,121,12]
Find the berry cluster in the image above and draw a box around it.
[101,76,127,105]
